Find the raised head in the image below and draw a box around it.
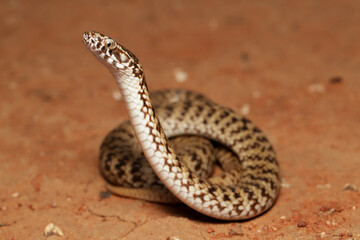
[83,31,143,79]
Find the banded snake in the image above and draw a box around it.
[83,31,280,220]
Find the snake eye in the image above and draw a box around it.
[104,38,116,49]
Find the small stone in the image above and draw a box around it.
[44,223,64,237]
[329,76,342,84]
[280,178,291,188]
[206,228,215,233]
[308,83,325,93]
[174,68,188,82]
[11,192,20,198]
[167,237,180,240]
[297,220,307,227]
[240,103,250,115]
[280,216,286,220]
[318,206,341,215]
[320,232,326,238]
[112,90,122,101]
[343,183,357,191]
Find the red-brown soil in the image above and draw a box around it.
[1,1,359,239]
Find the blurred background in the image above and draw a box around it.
[1,0,359,239]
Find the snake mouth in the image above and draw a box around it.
[82,32,91,46]
[82,31,101,50]
[82,30,114,67]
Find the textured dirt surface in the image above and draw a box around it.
[1,0,360,239]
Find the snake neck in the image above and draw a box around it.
[115,73,177,164]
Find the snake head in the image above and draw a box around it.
[83,31,143,79]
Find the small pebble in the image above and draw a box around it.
[343,183,357,191]
[280,216,286,220]
[112,90,122,101]
[297,220,307,228]
[329,76,342,84]
[174,68,188,82]
[326,220,336,226]
[240,103,250,115]
[167,237,180,240]
[11,192,20,198]
[320,232,326,238]
[318,206,340,215]
[44,223,64,237]
[280,178,291,188]
[308,83,325,93]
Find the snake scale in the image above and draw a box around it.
[83,31,280,220]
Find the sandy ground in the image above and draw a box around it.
[1,0,360,239]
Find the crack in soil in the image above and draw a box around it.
[87,208,146,238]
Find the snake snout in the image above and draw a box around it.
[83,31,90,42]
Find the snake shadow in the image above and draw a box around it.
[155,192,281,223]
[156,203,267,223]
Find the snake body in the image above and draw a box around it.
[83,31,280,220]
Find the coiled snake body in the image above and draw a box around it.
[83,31,280,220]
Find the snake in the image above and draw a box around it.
[83,31,280,220]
